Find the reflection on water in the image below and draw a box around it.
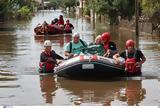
[0,10,160,105]
[57,78,146,106]
[39,75,57,104]
[34,34,72,47]
[115,80,146,106]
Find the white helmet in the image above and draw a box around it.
[72,32,80,37]
[44,40,52,47]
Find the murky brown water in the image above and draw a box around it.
[0,10,160,106]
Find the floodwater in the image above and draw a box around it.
[0,10,160,106]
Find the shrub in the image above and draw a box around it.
[17,6,31,18]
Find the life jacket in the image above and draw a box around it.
[125,50,141,73]
[39,51,55,73]
[103,41,117,52]
[103,41,117,58]
[65,24,71,31]
[103,43,109,52]
[58,19,64,26]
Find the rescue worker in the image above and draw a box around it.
[113,39,146,76]
[39,40,63,73]
[57,15,64,28]
[64,19,74,33]
[101,32,117,58]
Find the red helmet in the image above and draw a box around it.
[66,19,69,22]
[126,39,135,48]
[101,32,111,42]
[59,15,63,18]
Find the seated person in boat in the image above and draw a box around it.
[34,23,42,35]
[113,39,146,76]
[34,21,49,35]
[51,18,59,25]
[64,19,74,33]
[48,20,56,35]
[41,21,49,34]
[48,18,63,35]
[101,32,117,58]
[85,35,105,56]
[39,40,64,73]
[57,15,64,28]
[64,32,88,58]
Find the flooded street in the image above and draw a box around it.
[0,10,160,106]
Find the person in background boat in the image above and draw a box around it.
[64,19,74,33]
[51,18,59,25]
[101,32,117,58]
[48,21,55,35]
[58,15,64,28]
[34,23,42,35]
[34,21,48,35]
[113,39,146,76]
[41,21,49,35]
[48,18,59,35]
[64,32,88,58]
[48,18,63,34]
[39,40,64,73]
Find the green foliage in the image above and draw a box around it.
[62,0,79,8]
[84,0,135,25]
[0,0,16,16]
[46,0,79,10]
[84,0,97,16]
[83,5,90,16]
[142,0,160,16]
[95,0,120,25]
[17,6,31,18]
[0,0,37,19]
[118,0,135,21]
[46,0,63,9]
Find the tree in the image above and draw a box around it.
[62,0,79,11]
[84,0,97,16]
[0,0,37,20]
[46,0,63,9]
[0,0,18,18]
[142,0,160,28]
[142,0,160,16]
[96,0,121,25]
[84,0,135,25]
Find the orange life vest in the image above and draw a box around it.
[39,51,55,73]
[125,50,141,73]
[65,24,71,31]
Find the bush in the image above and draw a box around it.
[84,6,90,16]
[17,6,31,18]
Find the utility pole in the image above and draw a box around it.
[135,0,139,48]
[81,0,84,31]
[82,0,83,17]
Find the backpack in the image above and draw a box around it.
[69,39,87,53]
